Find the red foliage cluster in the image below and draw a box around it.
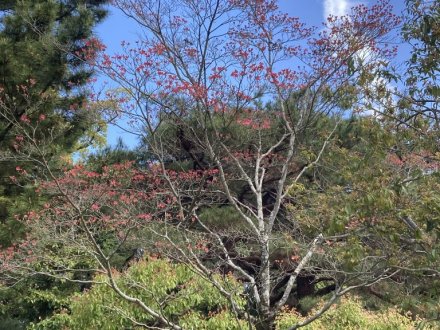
[387,151,440,173]
[37,162,219,227]
[0,161,221,273]
[75,37,107,63]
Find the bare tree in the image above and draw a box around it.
[97,0,401,327]
[0,0,408,328]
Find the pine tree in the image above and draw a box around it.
[0,0,109,246]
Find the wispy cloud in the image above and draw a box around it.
[322,0,393,118]
[323,0,352,19]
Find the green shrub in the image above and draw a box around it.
[276,295,432,330]
[32,258,245,329]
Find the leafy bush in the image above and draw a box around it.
[276,295,433,330]
[32,258,245,329]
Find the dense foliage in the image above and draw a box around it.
[0,0,109,327]
[30,258,245,329]
[0,0,439,329]
[0,0,109,246]
[31,259,428,330]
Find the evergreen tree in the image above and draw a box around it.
[0,0,109,246]
[0,1,110,327]
[0,0,108,246]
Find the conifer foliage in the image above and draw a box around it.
[0,0,109,246]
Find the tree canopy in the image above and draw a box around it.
[0,0,109,246]
[0,0,439,329]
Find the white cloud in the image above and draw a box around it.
[322,0,394,118]
[323,0,351,19]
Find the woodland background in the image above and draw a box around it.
[0,0,439,329]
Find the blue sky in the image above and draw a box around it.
[95,0,406,149]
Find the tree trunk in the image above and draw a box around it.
[255,313,276,330]
[297,275,315,298]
